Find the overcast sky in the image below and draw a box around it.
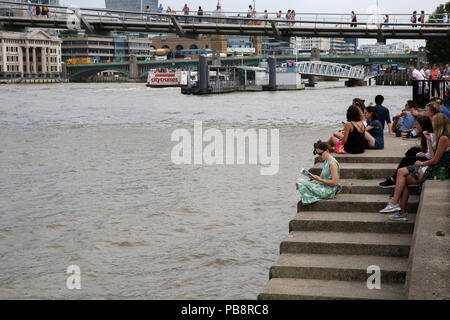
[59,0,448,48]
[60,0,446,13]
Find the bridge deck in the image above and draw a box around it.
[1,16,450,40]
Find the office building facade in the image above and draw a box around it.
[105,0,158,11]
[298,37,356,55]
[61,35,154,63]
[358,42,410,55]
[0,30,62,79]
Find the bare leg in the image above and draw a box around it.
[333,131,344,139]
[364,131,375,148]
[391,168,408,205]
[399,184,409,214]
[393,168,422,205]
[400,174,423,213]
[328,136,339,147]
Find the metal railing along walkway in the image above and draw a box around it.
[1,1,449,41]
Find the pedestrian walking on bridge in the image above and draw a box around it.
[411,11,417,27]
[197,6,203,23]
[182,4,190,23]
[351,11,357,27]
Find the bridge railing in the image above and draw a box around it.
[295,61,365,79]
[412,79,450,108]
[1,1,450,30]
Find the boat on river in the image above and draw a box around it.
[146,70,188,88]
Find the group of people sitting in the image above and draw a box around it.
[296,95,450,222]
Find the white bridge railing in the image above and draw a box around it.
[296,61,365,79]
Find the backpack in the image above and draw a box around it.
[410,16,415,23]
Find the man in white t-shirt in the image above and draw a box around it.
[410,66,425,107]
[443,64,450,79]
[419,66,428,79]
[411,66,425,80]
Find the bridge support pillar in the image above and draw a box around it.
[345,78,367,87]
[310,48,321,61]
[306,48,321,87]
[198,55,211,94]
[417,47,428,69]
[263,57,277,91]
[129,55,139,80]
[270,57,277,89]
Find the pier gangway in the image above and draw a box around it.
[295,61,365,80]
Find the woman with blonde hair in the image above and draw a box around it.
[380,114,450,220]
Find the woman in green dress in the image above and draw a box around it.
[296,142,341,206]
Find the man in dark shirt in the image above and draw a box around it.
[372,95,394,134]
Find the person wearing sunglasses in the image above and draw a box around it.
[296,142,342,206]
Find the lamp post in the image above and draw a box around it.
[376,0,380,28]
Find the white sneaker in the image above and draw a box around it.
[389,212,408,221]
[379,202,401,213]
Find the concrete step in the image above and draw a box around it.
[298,194,420,213]
[258,278,405,300]
[317,155,404,164]
[270,253,408,283]
[337,179,420,195]
[289,211,416,234]
[280,231,411,257]
[309,162,398,179]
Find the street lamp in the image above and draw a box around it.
[376,0,381,28]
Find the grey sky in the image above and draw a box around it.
[60,0,446,13]
[59,0,447,48]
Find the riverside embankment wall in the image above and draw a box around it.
[405,180,450,300]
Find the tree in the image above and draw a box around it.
[425,1,450,65]
[58,29,79,38]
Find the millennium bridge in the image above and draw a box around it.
[0,1,449,43]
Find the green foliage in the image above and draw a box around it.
[357,169,373,180]
[58,29,79,38]
[425,2,450,65]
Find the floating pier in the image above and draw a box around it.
[182,56,304,95]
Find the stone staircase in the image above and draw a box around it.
[258,147,420,300]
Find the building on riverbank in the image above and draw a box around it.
[61,33,257,63]
[61,35,154,63]
[105,0,158,12]
[0,30,62,80]
[297,37,356,55]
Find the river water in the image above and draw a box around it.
[0,82,411,299]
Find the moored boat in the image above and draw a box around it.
[146,70,188,88]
